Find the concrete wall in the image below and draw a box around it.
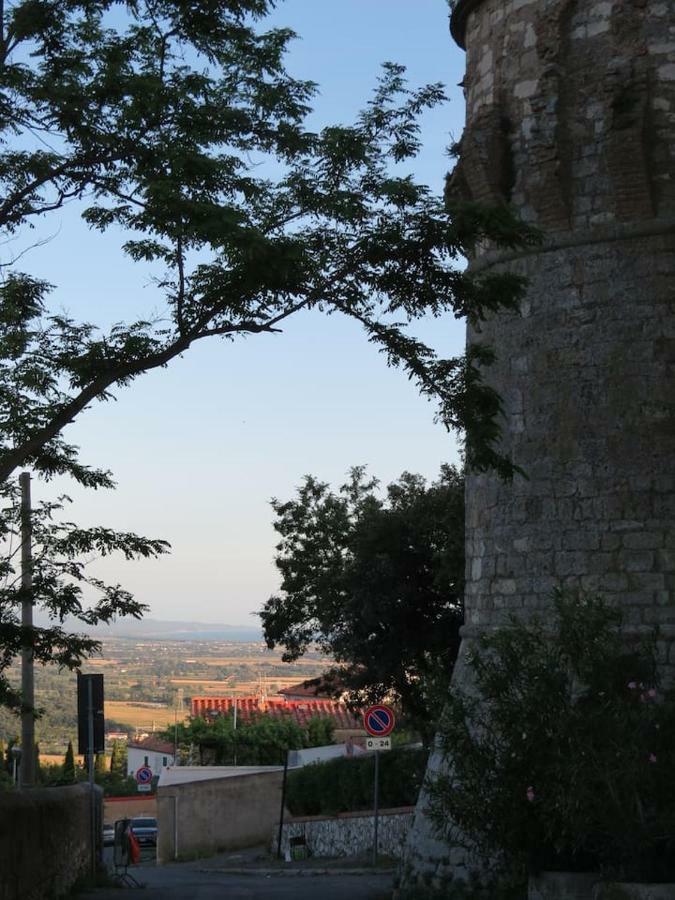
[0,783,101,900]
[276,807,415,860]
[156,769,285,863]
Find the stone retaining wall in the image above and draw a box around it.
[275,806,414,859]
[0,783,102,900]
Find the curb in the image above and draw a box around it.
[199,866,396,877]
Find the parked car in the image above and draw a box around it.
[129,816,158,847]
[102,824,115,847]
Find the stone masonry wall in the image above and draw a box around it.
[405,0,675,887]
[0,783,102,900]
[460,0,675,665]
[275,807,414,860]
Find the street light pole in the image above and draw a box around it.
[20,471,35,788]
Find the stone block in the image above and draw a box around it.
[620,550,656,573]
[623,532,664,550]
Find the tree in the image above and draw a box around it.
[170,712,310,766]
[0,481,169,711]
[306,716,334,748]
[110,738,127,776]
[63,739,76,781]
[0,0,536,495]
[260,464,465,742]
[94,751,107,778]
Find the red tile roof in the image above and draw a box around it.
[128,736,175,755]
[190,696,361,731]
[277,676,341,700]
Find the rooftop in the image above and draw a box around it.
[277,675,341,700]
[190,696,361,731]
[128,736,175,755]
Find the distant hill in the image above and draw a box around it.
[34,614,262,643]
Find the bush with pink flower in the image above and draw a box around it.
[428,591,675,883]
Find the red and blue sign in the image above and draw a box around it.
[135,765,153,785]
[363,704,395,737]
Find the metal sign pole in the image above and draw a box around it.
[372,749,380,867]
[19,471,35,788]
[362,704,394,868]
[88,677,96,877]
[277,750,289,860]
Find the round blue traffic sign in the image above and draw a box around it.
[363,704,395,737]
[135,765,153,785]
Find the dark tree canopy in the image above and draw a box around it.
[0,0,536,489]
[0,0,537,716]
[260,465,465,741]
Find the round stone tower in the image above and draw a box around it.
[404,0,675,885]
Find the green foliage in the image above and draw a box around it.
[0,0,537,722]
[260,465,464,742]
[0,1,536,497]
[170,711,336,766]
[109,739,127,776]
[306,716,334,748]
[63,740,76,782]
[169,711,329,766]
[94,752,107,777]
[95,772,138,797]
[429,591,675,883]
[285,747,428,816]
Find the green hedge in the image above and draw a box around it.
[286,747,428,816]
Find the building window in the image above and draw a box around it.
[162,756,167,766]
[144,756,149,767]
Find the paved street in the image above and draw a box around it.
[80,868,392,899]
[80,850,394,900]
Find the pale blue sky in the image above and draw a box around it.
[19,0,468,626]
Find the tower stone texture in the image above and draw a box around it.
[404,0,675,885]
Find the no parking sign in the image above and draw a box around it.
[135,765,153,793]
[363,704,395,738]
[362,704,395,866]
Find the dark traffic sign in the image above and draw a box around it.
[363,704,395,738]
[77,673,105,756]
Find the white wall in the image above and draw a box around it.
[127,746,174,779]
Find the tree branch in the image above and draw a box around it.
[0,152,124,229]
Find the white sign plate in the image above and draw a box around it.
[366,736,391,751]
[137,783,151,792]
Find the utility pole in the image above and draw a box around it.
[19,471,35,788]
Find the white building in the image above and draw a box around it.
[127,736,175,780]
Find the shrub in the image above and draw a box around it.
[428,591,675,882]
[286,746,428,816]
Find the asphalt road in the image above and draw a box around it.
[81,867,393,899]
[83,850,394,900]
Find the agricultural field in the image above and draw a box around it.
[0,638,329,755]
[105,701,182,731]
